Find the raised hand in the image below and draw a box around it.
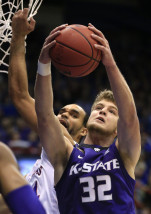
[12,8,36,38]
[39,24,68,64]
[88,23,116,69]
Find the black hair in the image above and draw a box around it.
[83,112,89,127]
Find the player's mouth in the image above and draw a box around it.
[96,116,105,123]
[59,118,69,129]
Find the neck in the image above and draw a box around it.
[84,130,115,147]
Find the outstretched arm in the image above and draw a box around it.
[8,8,38,132]
[8,9,75,142]
[88,24,141,177]
[35,25,73,184]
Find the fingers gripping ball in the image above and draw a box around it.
[49,24,101,77]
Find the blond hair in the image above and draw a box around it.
[91,89,116,111]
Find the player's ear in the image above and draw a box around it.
[76,127,87,143]
[114,129,117,137]
[80,127,87,137]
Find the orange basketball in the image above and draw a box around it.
[49,24,101,77]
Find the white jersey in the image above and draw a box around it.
[26,148,60,214]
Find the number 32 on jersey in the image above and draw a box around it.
[79,175,112,203]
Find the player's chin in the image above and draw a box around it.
[87,123,105,132]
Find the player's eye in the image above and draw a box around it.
[109,110,116,115]
[95,106,102,110]
[72,114,78,118]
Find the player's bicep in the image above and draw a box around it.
[37,114,72,167]
[117,117,141,166]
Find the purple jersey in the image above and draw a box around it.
[55,141,135,214]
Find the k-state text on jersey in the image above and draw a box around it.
[69,158,120,175]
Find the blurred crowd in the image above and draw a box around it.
[0,5,151,213]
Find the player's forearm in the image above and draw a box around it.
[8,37,38,132]
[106,64,137,122]
[35,70,54,121]
[34,73,59,163]
[8,37,29,100]
[10,36,26,55]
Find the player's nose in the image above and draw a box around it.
[99,109,106,116]
[61,111,69,119]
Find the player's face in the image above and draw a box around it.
[87,99,118,137]
[57,104,86,142]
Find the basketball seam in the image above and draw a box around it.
[56,26,100,63]
[56,41,100,63]
[75,59,98,77]
[52,53,92,67]
[69,27,101,63]
[69,27,95,59]
[58,59,98,77]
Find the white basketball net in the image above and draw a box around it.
[0,0,43,73]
